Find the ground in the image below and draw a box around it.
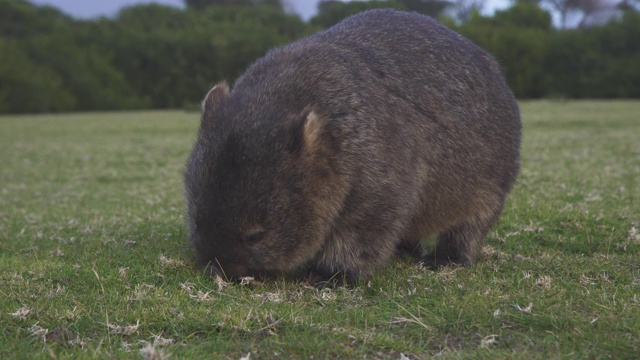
[1,100,638,358]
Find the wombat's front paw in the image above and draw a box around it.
[303,269,363,288]
[420,253,466,270]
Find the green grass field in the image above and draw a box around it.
[1,101,638,359]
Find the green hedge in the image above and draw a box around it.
[1,0,638,113]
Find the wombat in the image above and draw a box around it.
[184,9,521,284]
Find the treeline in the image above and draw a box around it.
[0,0,639,114]
[453,2,640,98]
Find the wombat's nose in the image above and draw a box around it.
[205,261,255,281]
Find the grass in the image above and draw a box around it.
[1,101,638,359]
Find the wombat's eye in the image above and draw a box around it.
[242,228,266,245]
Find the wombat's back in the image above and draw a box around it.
[236,10,520,179]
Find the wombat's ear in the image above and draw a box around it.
[302,110,324,151]
[202,83,230,112]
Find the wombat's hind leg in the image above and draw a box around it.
[421,221,492,269]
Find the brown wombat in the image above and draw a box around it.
[184,9,521,284]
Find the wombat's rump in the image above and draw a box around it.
[184,9,521,283]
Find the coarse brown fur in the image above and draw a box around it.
[184,9,521,284]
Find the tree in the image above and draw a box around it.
[184,0,286,10]
[2,0,639,114]
[0,38,75,113]
[542,0,618,28]
[312,0,407,28]
[107,4,307,108]
[0,0,71,38]
[457,2,552,97]
[185,0,252,9]
[397,0,453,17]
[494,0,553,28]
[451,0,486,22]
[545,10,640,97]
[617,0,640,11]
[0,0,147,113]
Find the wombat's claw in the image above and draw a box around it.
[419,255,465,270]
[304,270,354,288]
[313,280,340,289]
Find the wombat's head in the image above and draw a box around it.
[184,84,343,280]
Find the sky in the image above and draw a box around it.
[30,0,510,21]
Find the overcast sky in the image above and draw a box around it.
[30,0,509,21]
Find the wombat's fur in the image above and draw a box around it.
[184,9,521,283]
